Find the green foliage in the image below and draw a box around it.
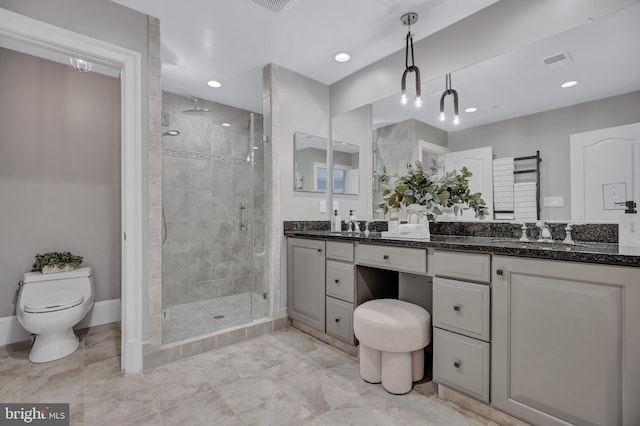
[378,161,489,220]
[31,252,83,272]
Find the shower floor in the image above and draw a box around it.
[162,292,268,344]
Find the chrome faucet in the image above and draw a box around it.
[517,222,530,242]
[562,222,584,245]
[536,221,553,243]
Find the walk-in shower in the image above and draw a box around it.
[160,92,269,344]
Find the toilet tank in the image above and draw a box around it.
[19,267,95,308]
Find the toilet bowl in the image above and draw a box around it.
[17,267,95,363]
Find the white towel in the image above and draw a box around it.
[514,182,537,220]
[493,158,515,214]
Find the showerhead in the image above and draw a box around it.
[182,98,211,115]
[162,130,180,136]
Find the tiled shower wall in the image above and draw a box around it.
[161,91,266,313]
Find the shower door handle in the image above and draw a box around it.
[239,204,247,231]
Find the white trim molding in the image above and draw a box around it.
[0,299,121,347]
[0,9,144,373]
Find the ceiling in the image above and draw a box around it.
[110,0,497,113]
[372,3,640,131]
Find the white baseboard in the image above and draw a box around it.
[0,298,121,346]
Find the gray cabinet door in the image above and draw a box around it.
[287,238,326,331]
[492,256,640,426]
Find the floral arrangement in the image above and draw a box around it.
[378,161,489,221]
[31,252,83,274]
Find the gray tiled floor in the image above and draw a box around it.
[162,292,268,343]
[0,323,496,425]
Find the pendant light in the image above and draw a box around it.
[400,12,422,108]
[439,73,459,125]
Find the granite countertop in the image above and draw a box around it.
[284,230,640,268]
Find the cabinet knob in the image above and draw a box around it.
[454,361,462,369]
[496,269,504,276]
[317,248,323,253]
[453,304,461,312]
[383,254,390,260]
[335,317,341,323]
[335,279,340,284]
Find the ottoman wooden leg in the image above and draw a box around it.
[411,349,424,382]
[381,351,412,394]
[359,344,381,383]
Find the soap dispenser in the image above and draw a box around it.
[331,210,341,232]
[619,200,639,248]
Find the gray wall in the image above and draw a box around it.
[162,91,265,313]
[0,48,121,317]
[0,0,152,334]
[448,91,640,220]
[278,66,331,221]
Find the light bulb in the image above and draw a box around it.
[414,96,422,108]
[400,91,408,106]
[453,115,460,125]
[439,112,446,122]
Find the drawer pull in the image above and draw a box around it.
[383,254,390,260]
[454,361,462,369]
[453,304,461,312]
[335,279,340,284]
[496,269,503,276]
[318,248,323,253]
[335,317,341,323]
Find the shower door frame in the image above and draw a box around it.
[0,9,145,373]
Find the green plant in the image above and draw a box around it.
[378,161,489,220]
[31,252,83,272]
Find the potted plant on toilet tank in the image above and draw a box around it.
[378,161,489,221]
[31,251,83,274]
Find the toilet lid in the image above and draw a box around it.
[24,289,85,313]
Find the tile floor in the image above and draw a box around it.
[163,292,269,343]
[0,323,496,425]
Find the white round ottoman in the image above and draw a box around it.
[353,299,431,394]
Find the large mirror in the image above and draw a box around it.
[363,3,640,222]
[293,132,328,193]
[332,141,360,194]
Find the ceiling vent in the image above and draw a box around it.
[249,0,296,15]
[542,51,574,69]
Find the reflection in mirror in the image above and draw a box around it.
[332,141,359,194]
[293,132,328,193]
[370,3,640,221]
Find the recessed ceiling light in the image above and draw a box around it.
[334,52,350,63]
[207,80,222,88]
[221,122,231,127]
[465,107,478,113]
[561,80,578,88]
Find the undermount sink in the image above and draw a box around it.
[491,238,593,249]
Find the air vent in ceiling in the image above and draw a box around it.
[249,0,296,15]
[542,51,574,69]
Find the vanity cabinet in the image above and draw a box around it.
[433,250,492,402]
[287,238,326,331]
[492,256,640,426]
[325,241,355,343]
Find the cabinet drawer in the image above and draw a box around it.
[434,251,491,283]
[327,241,354,262]
[433,328,490,403]
[326,296,354,344]
[433,277,490,341]
[356,244,427,275]
[326,260,354,303]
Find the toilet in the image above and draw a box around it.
[17,267,95,363]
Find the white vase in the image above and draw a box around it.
[42,265,75,274]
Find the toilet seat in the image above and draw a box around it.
[24,289,85,313]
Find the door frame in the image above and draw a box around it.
[0,9,144,373]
